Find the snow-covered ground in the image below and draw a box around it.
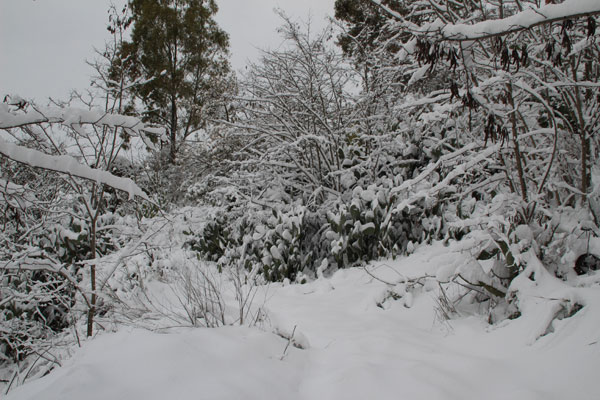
[5,240,599,400]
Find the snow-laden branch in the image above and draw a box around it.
[0,102,166,148]
[0,100,166,201]
[425,0,600,41]
[0,138,148,201]
[373,0,600,42]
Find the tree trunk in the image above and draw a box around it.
[506,83,528,204]
[169,94,178,164]
[572,64,589,202]
[86,218,97,337]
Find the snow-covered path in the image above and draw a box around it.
[6,247,600,400]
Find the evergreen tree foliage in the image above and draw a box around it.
[334,0,406,58]
[123,0,231,164]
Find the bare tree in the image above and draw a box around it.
[223,15,356,206]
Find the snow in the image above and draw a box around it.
[0,178,37,208]
[270,245,283,261]
[0,139,148,201]
[407,64,430,86]
[4,327,304,400]
[0,103,166,150]
[6,241,600,400]
[0,101,167,200]
[432,0,600,41]
[0,105,164,139]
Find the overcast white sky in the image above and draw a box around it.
[0,0,336,103]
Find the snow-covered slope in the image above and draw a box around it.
[5,243,600,400]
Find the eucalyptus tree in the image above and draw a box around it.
[123,0,231,164]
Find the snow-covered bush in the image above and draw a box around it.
[334,0,600,320]
[433,191,600,324]
[251,206,313,281]
[185,204,326,282]
[185,213,232,263]
[328,185,400,267]
[0,266,73,363]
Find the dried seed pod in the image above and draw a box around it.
[511,48,521,71]
[588,17,597,38]
[450,81,460,99]
[545,41,554,60]
[501,47,510,71]
[520,45,528,67]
